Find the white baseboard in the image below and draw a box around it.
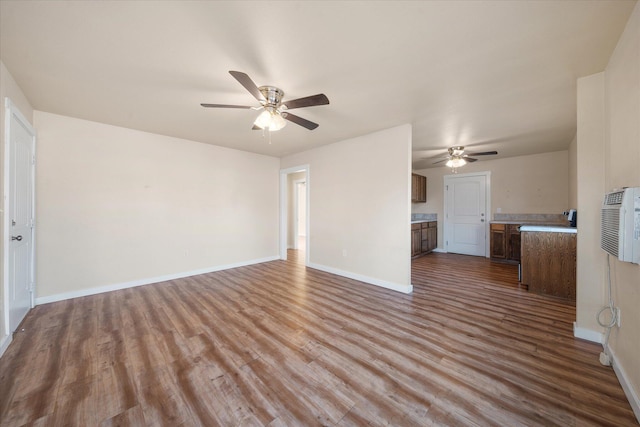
[307,262,413,294]
[573,322,603,343]
[35,256,280,305]
[433,248,446,253]
[0,333,12,359]
[608,345,640,423]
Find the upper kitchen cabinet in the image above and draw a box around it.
[411,173,426,203]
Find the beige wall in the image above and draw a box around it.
[34,111,280,301]
[281,125,412,292]
[413,151,570,250]
[603,1,640,415]
[0,61,34,351]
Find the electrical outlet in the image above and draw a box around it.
[616,307,621,327]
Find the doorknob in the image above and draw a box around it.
[11,235,22,241]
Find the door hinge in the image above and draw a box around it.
[32,155,36,165]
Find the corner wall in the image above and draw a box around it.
[34,111,280,302]
[576,2,640,419]
[575,72,606,338]
[281,125,412,293]
[604,1,640,418]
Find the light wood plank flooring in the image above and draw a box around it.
[0,251,637,426]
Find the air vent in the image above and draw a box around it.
[604,191,624,206]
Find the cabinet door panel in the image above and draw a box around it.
[490,225,507,259]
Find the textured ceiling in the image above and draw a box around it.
[0,1,636,167]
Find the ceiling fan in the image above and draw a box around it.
[433,146,498,171]
[201,71,329,131]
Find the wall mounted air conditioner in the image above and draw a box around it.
[601,187,640,264]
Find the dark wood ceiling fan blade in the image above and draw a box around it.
[229,71,266,102]
[283,113,319,130]
[200,103,253,109]
[252,125,261,130]
[284,94,329,110]
[466,157,478,162]
[466,151,498,156]
[433,158,449,164]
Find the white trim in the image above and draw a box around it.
[308,262,413,294]
[0,333,12,359]
[572,322,603,343]
[3,97,37,339]
[433,248,447,253]
[443,171,491,257]
[34,256,279,305]
[608,345,640,423]
[279,165,310,266]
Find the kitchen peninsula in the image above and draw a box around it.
[520,225,577,300]
[490,213,577,300]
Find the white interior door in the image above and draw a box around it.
[4,99,36,334]
[444,173,489,256]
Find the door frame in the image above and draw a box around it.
[443,171,491,257]
[3,97,37,339]
[279,165,310,265]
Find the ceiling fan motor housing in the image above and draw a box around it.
[259,86,285,107]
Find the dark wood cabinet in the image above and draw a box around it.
[411,173,426,203]
[490,223,520,263]
[423,221,437,253]
[490,223,507,259]
[507,224,521,261]
[411,223,421,257]
[412,221,437,258]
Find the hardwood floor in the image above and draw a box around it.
[1,251,637,426]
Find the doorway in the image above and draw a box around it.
[293,179,306,250]
[444,171,491,257]
[279,165,309,265]
[3,98,36,337]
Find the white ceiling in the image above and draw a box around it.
[0,1,636,168]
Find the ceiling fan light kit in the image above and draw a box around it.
[254,107,287,131]
[201,71,329,132]
[445,156,467,168]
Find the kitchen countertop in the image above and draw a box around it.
[520,225,577,233]
[490,220,568,226]
[411,220,437,224]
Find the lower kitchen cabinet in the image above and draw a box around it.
[490,223,520,263]
[411,224,421,257]
[412,221,437,258]
[508,224,521,261]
